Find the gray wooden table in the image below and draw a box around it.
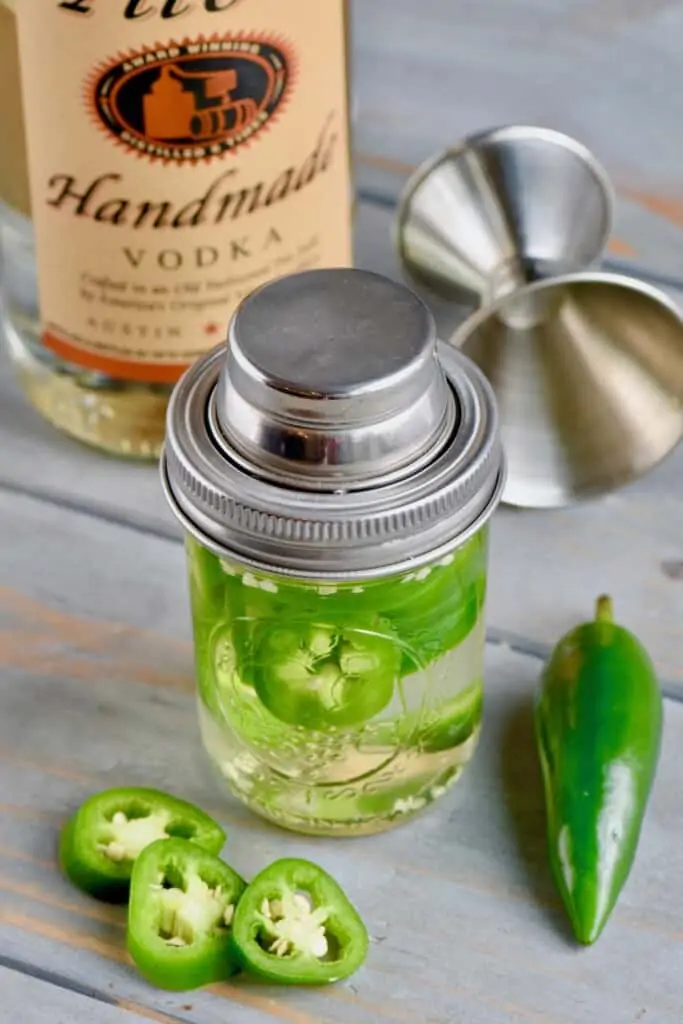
[2,4,683,1019]
[1,196,682,1024]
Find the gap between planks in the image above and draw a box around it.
[3,787,682,947]
[0,908,593,1024]
[0,919,327,1024]
[0,475,681,704]
[0,911,423,1024]
[0,957,192,1024]
[3,480,682,695]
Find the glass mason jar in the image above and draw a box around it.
[162,268,505,837]
[188,531,488,836]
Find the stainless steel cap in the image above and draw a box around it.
[162,268,505,578]
[451,271,683,508]
[214,269,455,490]
[396,125,614,305]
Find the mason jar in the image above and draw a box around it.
[162,268,504,837]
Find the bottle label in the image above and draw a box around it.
[15,0,352,383]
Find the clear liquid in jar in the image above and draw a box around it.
[187,532,489,836]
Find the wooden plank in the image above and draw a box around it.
[1,200,681,692]
[350,0,683,280]
[0,966,166,1024]
[0,487,682,1023]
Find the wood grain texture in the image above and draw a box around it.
[2,5,683,1017]
[0,486,682,1022]
[0,201,681,693]
[0,967,167,1024]
[350,0,683,280]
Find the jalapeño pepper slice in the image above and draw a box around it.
[232,858,368,985]
[251,619,399,729]
[186,536,230,622]
[414,679,484,753]
[384,540,487,673]
[127,837,246,990]
[367,678,483,752]
[204,623,289,750]
[201,533,487,673]
[59,787,226,903]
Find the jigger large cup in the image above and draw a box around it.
[451,272,683,508]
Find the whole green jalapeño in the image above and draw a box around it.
[162,269,504,836]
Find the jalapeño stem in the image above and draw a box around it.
[595,594,614,624]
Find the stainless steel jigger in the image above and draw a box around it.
[396,124,683,508]
[396,125,614,305]
[451,272,683,508]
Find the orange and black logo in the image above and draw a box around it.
[87,35,294,163]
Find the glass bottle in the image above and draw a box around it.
[0,0,352,458]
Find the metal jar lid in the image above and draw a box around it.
[161,268,505,579]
